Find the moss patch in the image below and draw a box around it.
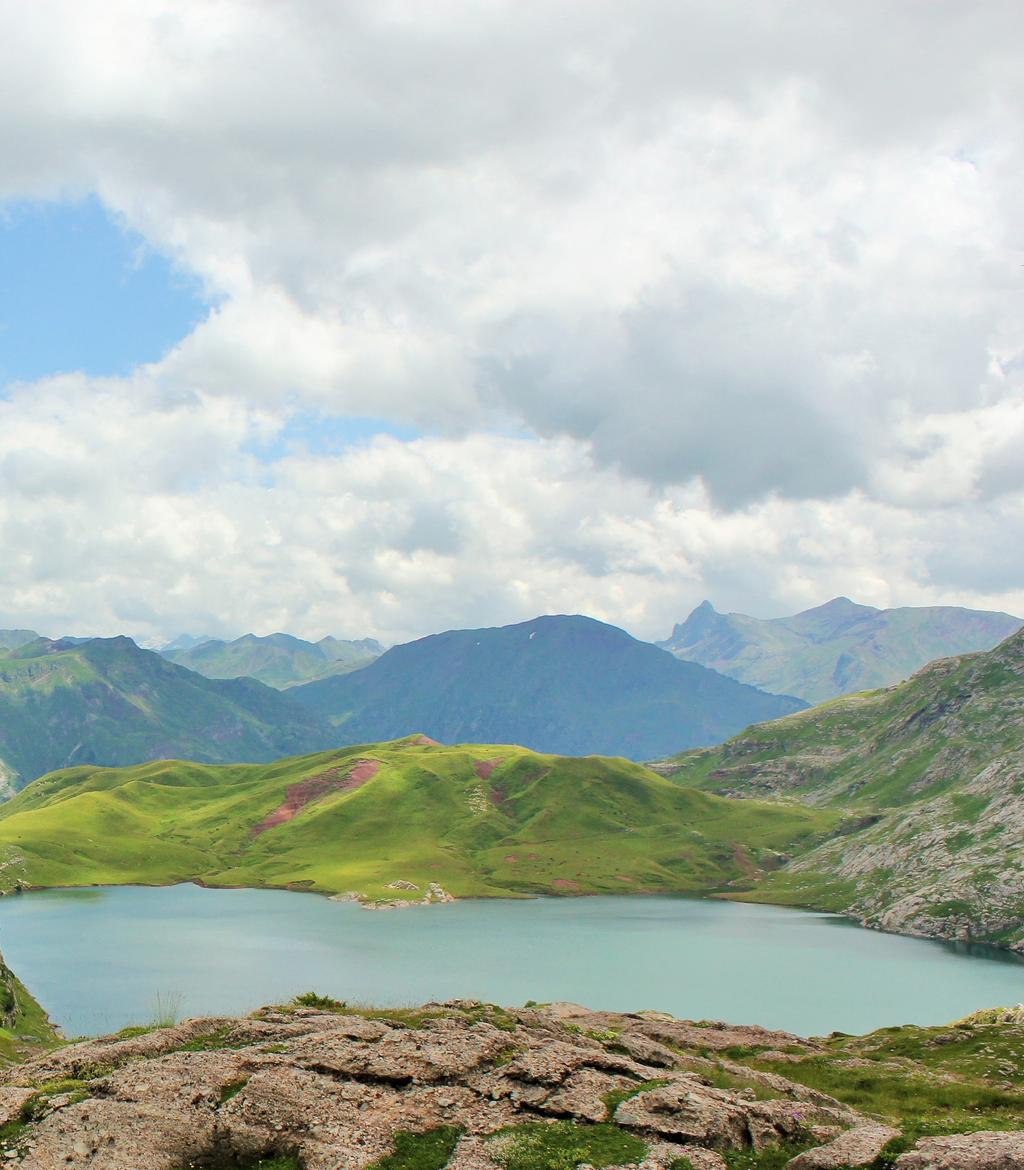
[490,1121,647,1170]
[367,1127,464,1170]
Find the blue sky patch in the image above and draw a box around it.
[0,196,210,386]
[251,411,423,464]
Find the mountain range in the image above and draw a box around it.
[662,624,1024,951]
[289,614,807,760]
[161,632,383,689]
[2,609,1024,955]
[658,596,1022,703]
[0,636,331,792]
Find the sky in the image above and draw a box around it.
[0,0,1022,646]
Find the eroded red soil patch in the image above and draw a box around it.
[551,878,581,891]
[504,854,519,863]
[474,758,503,780]
[412,734,441,746]
[731,843,760,879]
[251,759,382,836]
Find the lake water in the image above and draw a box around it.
[1,884,1021,1039]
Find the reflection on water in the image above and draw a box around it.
[17,887,107,904]
[819,908,1024,966]
[0,884,1021,1038]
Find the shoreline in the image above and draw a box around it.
[4,875,1023,964]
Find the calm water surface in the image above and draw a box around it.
[1,884,1021,1038]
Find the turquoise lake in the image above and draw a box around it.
[1,884,1021,1038]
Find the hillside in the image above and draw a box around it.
[0,738,830,901]
[663,627,1024,950]
[0,637,333,790]
[0,630,41,651]
[658,597,1022,703]
[290,615,806,760]
[162,632,382,689]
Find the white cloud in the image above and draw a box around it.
[0,0,1022,640]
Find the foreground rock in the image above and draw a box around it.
[0,1001,865,1170]
[3,999,1018,1170]
[894,1130,1024,1168]
[787,1124,900,1168]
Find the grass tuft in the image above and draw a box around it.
[367,1127,464,1170]
[489,1121,647,1170]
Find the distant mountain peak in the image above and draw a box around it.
[160,630,382,690]
[290,612,804,760]
[658,597,1023,704]
[799,596,878,618]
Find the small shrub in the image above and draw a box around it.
[293,991,346,1011]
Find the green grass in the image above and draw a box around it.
[719,1144,815,1170]
[0,960,60,1064]
[219,1078,249,1104]
[489,1122,647,1170]
[716,1015,1024,1136]
[0,739,832,903]
[367,1127,463,1170]
[602,1079,668,1118]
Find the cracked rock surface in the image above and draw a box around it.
[0,1000,865,1170]
[6,999,1013,1170]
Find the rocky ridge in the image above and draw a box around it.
[665,627,1024,952]
[0,1000,1018,1170]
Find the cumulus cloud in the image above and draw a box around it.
[0,0,1022,639]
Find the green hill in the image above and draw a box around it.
[0,630,41,652]
[162,632,382,689]
[0,636,334,790]
[662,627,1024,950]
[658,597,1022,703]
[0,738,830,902]
[291,614,806,760]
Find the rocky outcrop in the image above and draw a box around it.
[0,1001,865,1170]
[894,1130,1024,1168]
[787,1124,900,1168]
[330,882,456,910]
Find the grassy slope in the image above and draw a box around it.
[663,635,1024,807]
[0,952,59,1063]
[662,629,1024,947]
[0,739,832,902]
